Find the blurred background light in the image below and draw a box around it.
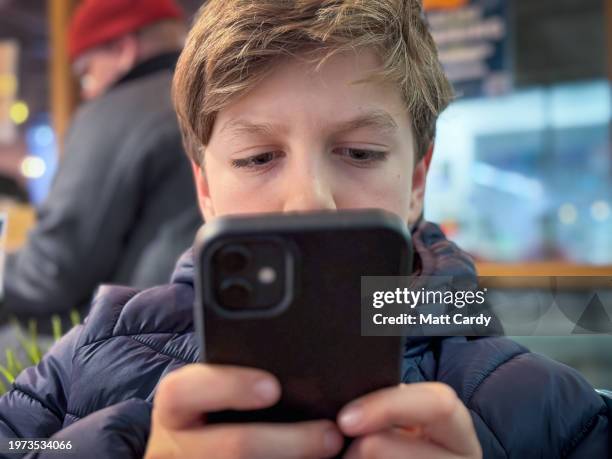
[558,203,578,225]
[20,156,46,179]
[32,124,54,147]
[590,200,610,222]
[24,119,58,206]
[9,100,29,124]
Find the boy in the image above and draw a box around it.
[0,1,609,458]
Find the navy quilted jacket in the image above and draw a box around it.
[0,222,609,458]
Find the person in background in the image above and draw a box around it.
[1,0,201,321]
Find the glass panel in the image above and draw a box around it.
[426,80,612,264]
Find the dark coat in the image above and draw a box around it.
[0,222,609,458]
[3,53,202,320]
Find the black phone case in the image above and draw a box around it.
[194,209,413,425]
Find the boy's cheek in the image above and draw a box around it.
[358,170,413,222]
[336,183,413,223]
[207,179,283,216]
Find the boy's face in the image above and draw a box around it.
[192,49,429,225]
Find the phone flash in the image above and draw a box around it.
[258,267,276,284]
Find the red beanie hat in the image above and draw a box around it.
[68,0,184,62]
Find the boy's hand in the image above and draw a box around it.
[338,382,482,459]
[144,364,344,459]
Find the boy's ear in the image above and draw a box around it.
[191,160,216,220]
[407,143,434,225]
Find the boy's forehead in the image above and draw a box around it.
[219,110,399,138]
[212,48,412,136]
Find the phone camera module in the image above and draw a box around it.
[218,278,252,310]
[215,245,251,273]
[209,239,290,313]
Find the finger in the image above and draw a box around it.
[338,382,480,455]
[154,364,281,429]
[344,430,466,459]
[161,420,343,459]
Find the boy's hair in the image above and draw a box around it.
[173,0,453,166]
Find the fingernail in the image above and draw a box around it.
[339,406,362,430]
[253,379,278,401]
[324,428,342,453]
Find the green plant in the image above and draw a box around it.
[0,311,81,394]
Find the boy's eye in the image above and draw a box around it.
[231,148,387,170]
[334,148,388,164]
[231,151,280,169]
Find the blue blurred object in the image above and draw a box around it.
[23,115,59,207]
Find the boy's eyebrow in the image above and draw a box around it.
[220,119,278,137]
[220,110,398,137]
[333,110,399,135]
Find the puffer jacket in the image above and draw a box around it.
[0,222,609,458]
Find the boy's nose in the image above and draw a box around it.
[282,165,336,213]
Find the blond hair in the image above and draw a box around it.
[173,0,453,165]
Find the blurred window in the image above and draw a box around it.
[424,0,611,265]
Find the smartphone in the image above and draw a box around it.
[194,209,413,424]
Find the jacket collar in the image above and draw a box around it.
[411,220,477,286]
[113,51,181,89]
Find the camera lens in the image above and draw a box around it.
[218,278,252,310]
[215,245,250,273]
